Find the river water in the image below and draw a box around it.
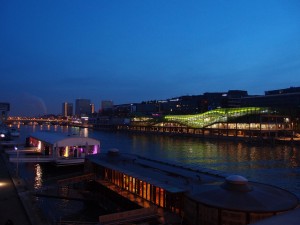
[10,124,300,221]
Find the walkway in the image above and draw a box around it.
[97,180,182,224]
[0,148,50,225]
[0,150,31,225]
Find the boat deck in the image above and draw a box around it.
[9,156,55,163]
[7,149,86,165]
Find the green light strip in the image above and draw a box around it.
[164,107,269,128]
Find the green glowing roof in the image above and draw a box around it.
[164,107,269,128]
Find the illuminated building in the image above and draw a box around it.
[85,150,298,225]
[90,103,95,114]
[24,131,100,165]
[164,107,268,128]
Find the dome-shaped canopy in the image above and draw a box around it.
[221,175,253,192]
[194,175,299,212]
[29,131,100,147]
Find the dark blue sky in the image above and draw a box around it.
[1,0,300,116]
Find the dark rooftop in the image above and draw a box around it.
[87,150,227,194]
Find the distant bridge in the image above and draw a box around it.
[5,118,75,126]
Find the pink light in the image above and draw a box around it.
[93,145,98,154]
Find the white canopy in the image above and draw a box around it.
[29,131,100,147]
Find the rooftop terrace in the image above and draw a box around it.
[87,150,230,195]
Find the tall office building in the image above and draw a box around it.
[75,99,91,116]
[62,102,73,117]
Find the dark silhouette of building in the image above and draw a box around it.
[241,87,300,115]
[226,90,248,108]
[75,99,92,117]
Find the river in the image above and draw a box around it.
[9,124,300,221]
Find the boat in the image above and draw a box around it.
[9,131,100,166]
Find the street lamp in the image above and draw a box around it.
[15,146,19,178]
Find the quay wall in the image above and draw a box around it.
[93,124,298,145]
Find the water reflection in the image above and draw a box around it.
[34,164,43,190]
[290,147,299,168]
[82,128,89,137]
[17,125,300,199]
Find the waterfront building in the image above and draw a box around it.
[156,91,248,115]
[85,150,299,225]
[242,92,300,109]
[127,91,247,117]
[135,102,159,115]
[62,102,73,117]
[250,208,300,225]
[265,86,300,95]
[10,131,101,165]
[160,95,204,115]
[122,107,296,142]
[202,92,227,110]
[113,103,133,117]
[241,88,300,131]
[226,90,248,108]
[90,86,300,122]
[99,100,114,117]
[75,99,92,117]
[241,87,300,112]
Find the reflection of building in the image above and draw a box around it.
[75,99,91,117]
[86,150,298,225]
[0,102,10,122]
[62,102,73,117]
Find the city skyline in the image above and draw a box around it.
[1,0,300,116]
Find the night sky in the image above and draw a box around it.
[1,0,300,116]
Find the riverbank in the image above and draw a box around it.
[1,139,141,224]
[0,146,50,225]
[92,124,300,146]
[2,124,300,224]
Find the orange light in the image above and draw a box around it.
[0,182,8,187]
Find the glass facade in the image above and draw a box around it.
[103,167,183,214]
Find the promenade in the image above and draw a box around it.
[0,147,49,225]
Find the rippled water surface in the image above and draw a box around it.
[13,125,300,209]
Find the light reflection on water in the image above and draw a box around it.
[34,164,43,190]
[15,125,300,199]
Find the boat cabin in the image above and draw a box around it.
[27,131,100,165]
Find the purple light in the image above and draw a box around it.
[93,145,98,154]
